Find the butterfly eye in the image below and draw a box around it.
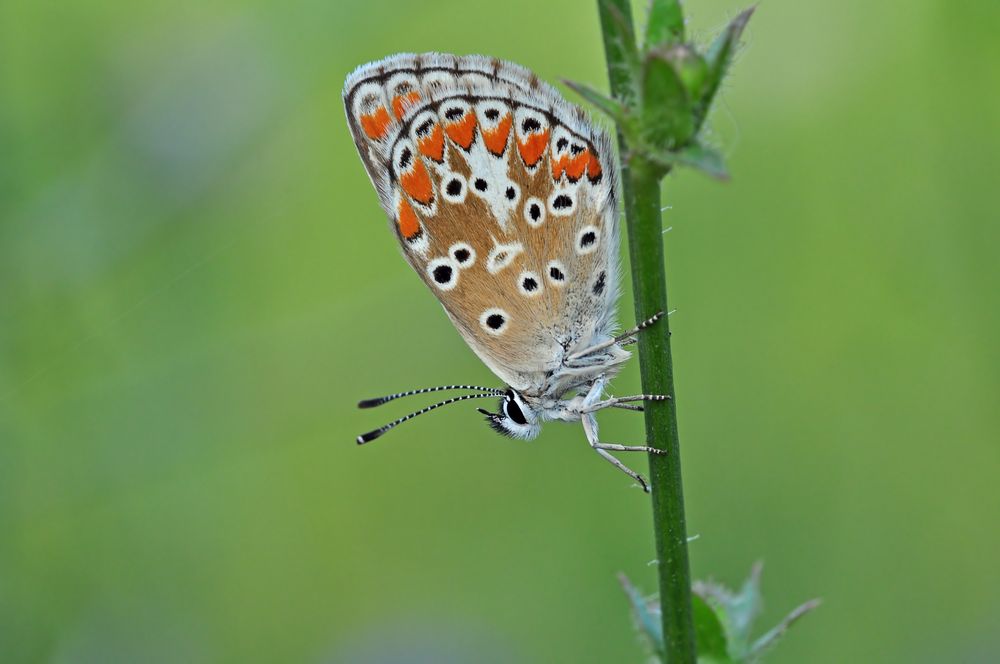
[503,395,528,425]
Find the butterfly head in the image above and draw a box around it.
[478,389,540,440]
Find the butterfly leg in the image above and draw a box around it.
[583,393,670,414]
[592,442,667,454]
[581,412,652,492]
[566,311,665,361]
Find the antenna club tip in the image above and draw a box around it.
[357,398,383,409]
[357,430,382,444]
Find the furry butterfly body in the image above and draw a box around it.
[345,53,667,490]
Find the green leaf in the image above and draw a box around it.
[725,561,764,652]
[641,49,693,149]
[645,0,685,48]
[749,598,822,660]
[694,562,762,658]
[696,6,756,128]
[647,142,729,180]
[692,593,731,663]
[562,79,627,123]
[667,45,709,106]
[618,573,664,656]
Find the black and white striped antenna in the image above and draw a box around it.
[358,384,503,409]
[356,392,500,444]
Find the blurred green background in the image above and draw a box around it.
[2,0,998,662]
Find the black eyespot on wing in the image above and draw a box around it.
[522,117,541,132]
[454,248,471,263]
[505,186,516,200]
[486,313,505,330]
[415,118,434,136]
[553,195,572,210]
[556,137,568,151]
[432,264,453,284]
[529,203,541,221]
[399,147,412,169]
[484,108,500,121]
[580,231,596,247]
[446,179,462,196]
[474,178,488,192]
[593,271,606,295]
[445,107,464,121]
[549,266,565,281]
[522,276,538,292]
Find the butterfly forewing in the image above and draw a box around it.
[344,53,622,396]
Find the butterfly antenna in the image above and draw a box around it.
[357,393,500,444]
[358,385,503,409]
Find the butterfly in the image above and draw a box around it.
[343,53,669,491]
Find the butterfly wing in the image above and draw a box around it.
[344,53,622,396]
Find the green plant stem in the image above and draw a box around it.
[598,2,697,662]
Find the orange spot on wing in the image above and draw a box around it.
[551,153,568,180]
[417,124,445,162]
[400,158,434,204]
[392,91,421,120]
[482,113,513,156]
[360,106,392,141]
[397,197,422,240]
[564,149,589,181]
[587,152,603,181]
[444,111,477,149]
[517,129,549,167]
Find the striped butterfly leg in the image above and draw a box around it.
[581,412,657,492]
[566,311,666,362]
[582,393,671,414]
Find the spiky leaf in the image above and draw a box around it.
[645,0,685,47]
[696,6,755,128]
[641,48,693,149]
[647,142,729,180]
[692,593,731,663]
[750,598,822,660]
[562,79,627,124]
[619,573,664,656]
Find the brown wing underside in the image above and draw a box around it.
[344,54,621,392]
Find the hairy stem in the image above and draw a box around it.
[598,1,696,661]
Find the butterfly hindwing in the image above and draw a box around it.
[344,53,622,395]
